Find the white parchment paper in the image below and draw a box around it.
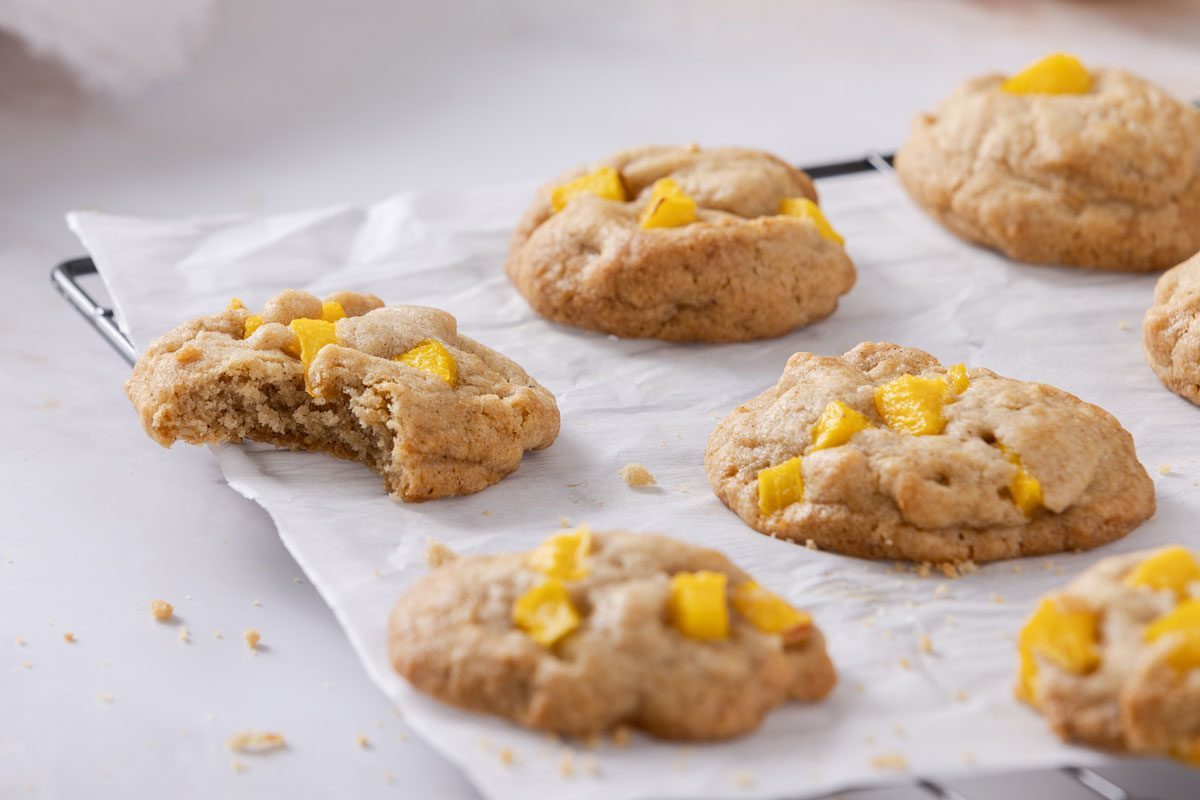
[68,169,1197,799]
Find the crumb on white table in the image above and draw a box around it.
[619,463,656,487]
[149,599,173,621]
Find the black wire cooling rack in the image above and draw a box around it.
[50,152,1195,800]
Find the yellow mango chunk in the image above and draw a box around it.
[512,579,581,648]
[527,527,592,581]
[227,297,246,311]
[945,363,969,395]
[1016,598,1101,703]
[320,300,347,323]
[288,318,339,371]
[550,166,627,213]
[757,456,804,515]
[874,374,952,436]
[731,581,812,637]
[1002,53,1092,95]
[243,314,264,339]
[997,443,1043,517]
[779,197,844,245]
[1125,546,1200,599]
[395,339,457,387]
[668,571,729,641]
[810,400,871,452]
[639,178,697,229]
[1145,599,1200,673]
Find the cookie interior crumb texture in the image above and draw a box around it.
[125,290,560,502]
[389,530,836,740]
[705,342,1154,564]
[619,463,657,487]
[505,145,856,342]
[896,64,1200,271]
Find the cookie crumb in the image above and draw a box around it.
[558,750,576,778]
[1117,319,1131,331]
[227,731,286,754]
[244,629,261,650]
[992,593,1006,604]
[954,689,969,703]
[424,540,457,568]
[870,752,909,771]
[251,599,262,607]
[21,660,32,669]
[149,600,173,621]
[383,770,395,784]
[1157,464,1172,476]
[356,734,370,749]
[583,754,601,776]
[963,751,977,766]
[14,636,25,646]
[292,576,303,584]
[178,626,190,643]
[98,692,114,703]
[619,463,657,487]
[557,516,572,528]
[933,584,950,597]
[916,562,932,578]
[732,770,755,788]
[611,725,632,747]
[497,747,515,766]
[898,657,912,670]
[804,539,819,551]
[231,760,249,773]
[213,630,223,640]
[63,632,76,643]
[918,635,933,654]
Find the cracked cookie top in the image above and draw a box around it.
[705,342,1154,564]
[1017,545,1200,763]
[389,529,836,740]
[896,60,1200,271]
[505,144,856,342]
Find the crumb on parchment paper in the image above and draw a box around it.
[149,600,173,621]
[227,731,286,754]
[424,539,457,568]
[619,463,656,487]
[870,752,909,771]
[244,629,261,650]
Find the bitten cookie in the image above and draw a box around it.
[126,290,560,501]
[895,53,1200,271]
[1017,545,1200,764]
[389,529,836,740]
[1144,251,1200,404]
[704,342,1154,565]
[504,144,856,342]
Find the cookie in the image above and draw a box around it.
[704,342,1154,564]
[504,144,856,342]
[1017,545,1200,763]
[895,54,1200,271]
[126,290,560,501]
[1144,251,1200,404]
[389,529,836,740]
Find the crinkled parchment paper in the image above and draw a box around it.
[68,169,1196,799]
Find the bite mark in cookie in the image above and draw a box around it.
[126,290,560,501]
[388,529,836,740]
[705,342,1154,564]
[505,145,856,342]
[1018,546,1200,763]
[896,56,1200,271]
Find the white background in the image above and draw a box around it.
[5,1,1200,798]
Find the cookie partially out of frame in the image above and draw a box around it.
[126,290,559,501]
[896,55,1200,271]
[389,529,836,740]
[704,342,1154,565]
[1144,251,1200,404]
[1017,545,1200,764]
[505,144,856,342]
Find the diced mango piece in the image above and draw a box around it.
[228,297,246,311]
[1125,546,1200,600]
[512,579,581,648]
[874,374,952,436]
[1144,599,1200,673]
[757,456,804,515]
[288,318,339,369]
[1016,598,1101,704]
[243,314,264,339]
[945,363,970,395]
[810,400,871,452]
[1002,53,1092,95]
[668,571,729,641]
[550,166,627,213]
[527,527,592,581]
[997,443,1043,517]
[779,197,844,245]
[639,178,697,229]
[321,300,347,323]
[731,581,812,637]
[395,339,457,387]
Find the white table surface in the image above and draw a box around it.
[4,1,1200,797]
